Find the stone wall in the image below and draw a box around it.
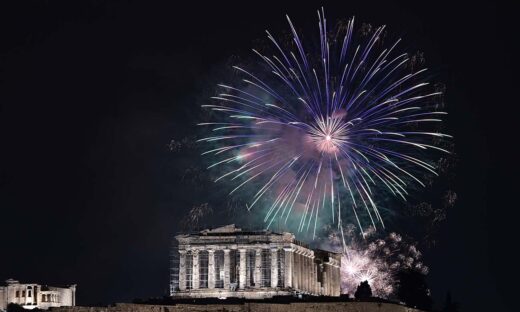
[51,302,423,312]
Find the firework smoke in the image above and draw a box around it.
[178,203,214,231]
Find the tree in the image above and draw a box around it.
[442,291,460,312]
[396,270,433,311]
[354,280,372,299]
[6,303,26,312]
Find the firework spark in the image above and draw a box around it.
[199,9,450,236]
[325,226,428,298]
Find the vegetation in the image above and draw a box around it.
[354,280,373,299]
[396,269,433,311]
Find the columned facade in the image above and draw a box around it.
[171,224,341,299]
[0,279,76,311]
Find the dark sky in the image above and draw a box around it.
[0,1,517,311]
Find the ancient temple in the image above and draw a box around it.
[170,224,341,299]
[0,279,76,310]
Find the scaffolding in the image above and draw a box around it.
[169,240,179,295]
[172,246,246,292]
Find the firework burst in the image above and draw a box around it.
[325,226,428,298]
[199,9,451,236]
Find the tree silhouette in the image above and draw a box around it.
[354,280,372,299]
[7,303,26,312]
[442,291,460,312]
[396,270,433,310]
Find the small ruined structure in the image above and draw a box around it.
[0,279,76,311]
[170,224,341,299]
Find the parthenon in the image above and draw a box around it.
[170,224,341,299]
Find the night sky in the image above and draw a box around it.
[0,1,516,311]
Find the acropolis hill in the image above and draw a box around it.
[51,301,424,312]
[45,225,426,312]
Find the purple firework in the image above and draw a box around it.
[199,9,451,237]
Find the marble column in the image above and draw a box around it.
[300,252,304,291]
[304,253,309,292]
[294,251,300,290]
[223,249,231,289]
[327,264,334,296]
[310,256,314,293]
[192,249,200,289]
[309,255,314,294]
[208,249,215,289]
[270,248,278,288]
[322,264,328,296]
[307,254,312,292]
[239,249,247,289]
[254,248,262,287]
[331,266,336,296]
[334,265,338,296]
[298,252,303,290]
[178,250,187,291]
[336,266,341,296]
[311,256,317,294]
[283,248,293,288]
[292,251,298,289]
[71,286,76,306]
[300,252,305,291]
[335,266,339,296]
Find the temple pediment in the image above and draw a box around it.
[201,224,242,234]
